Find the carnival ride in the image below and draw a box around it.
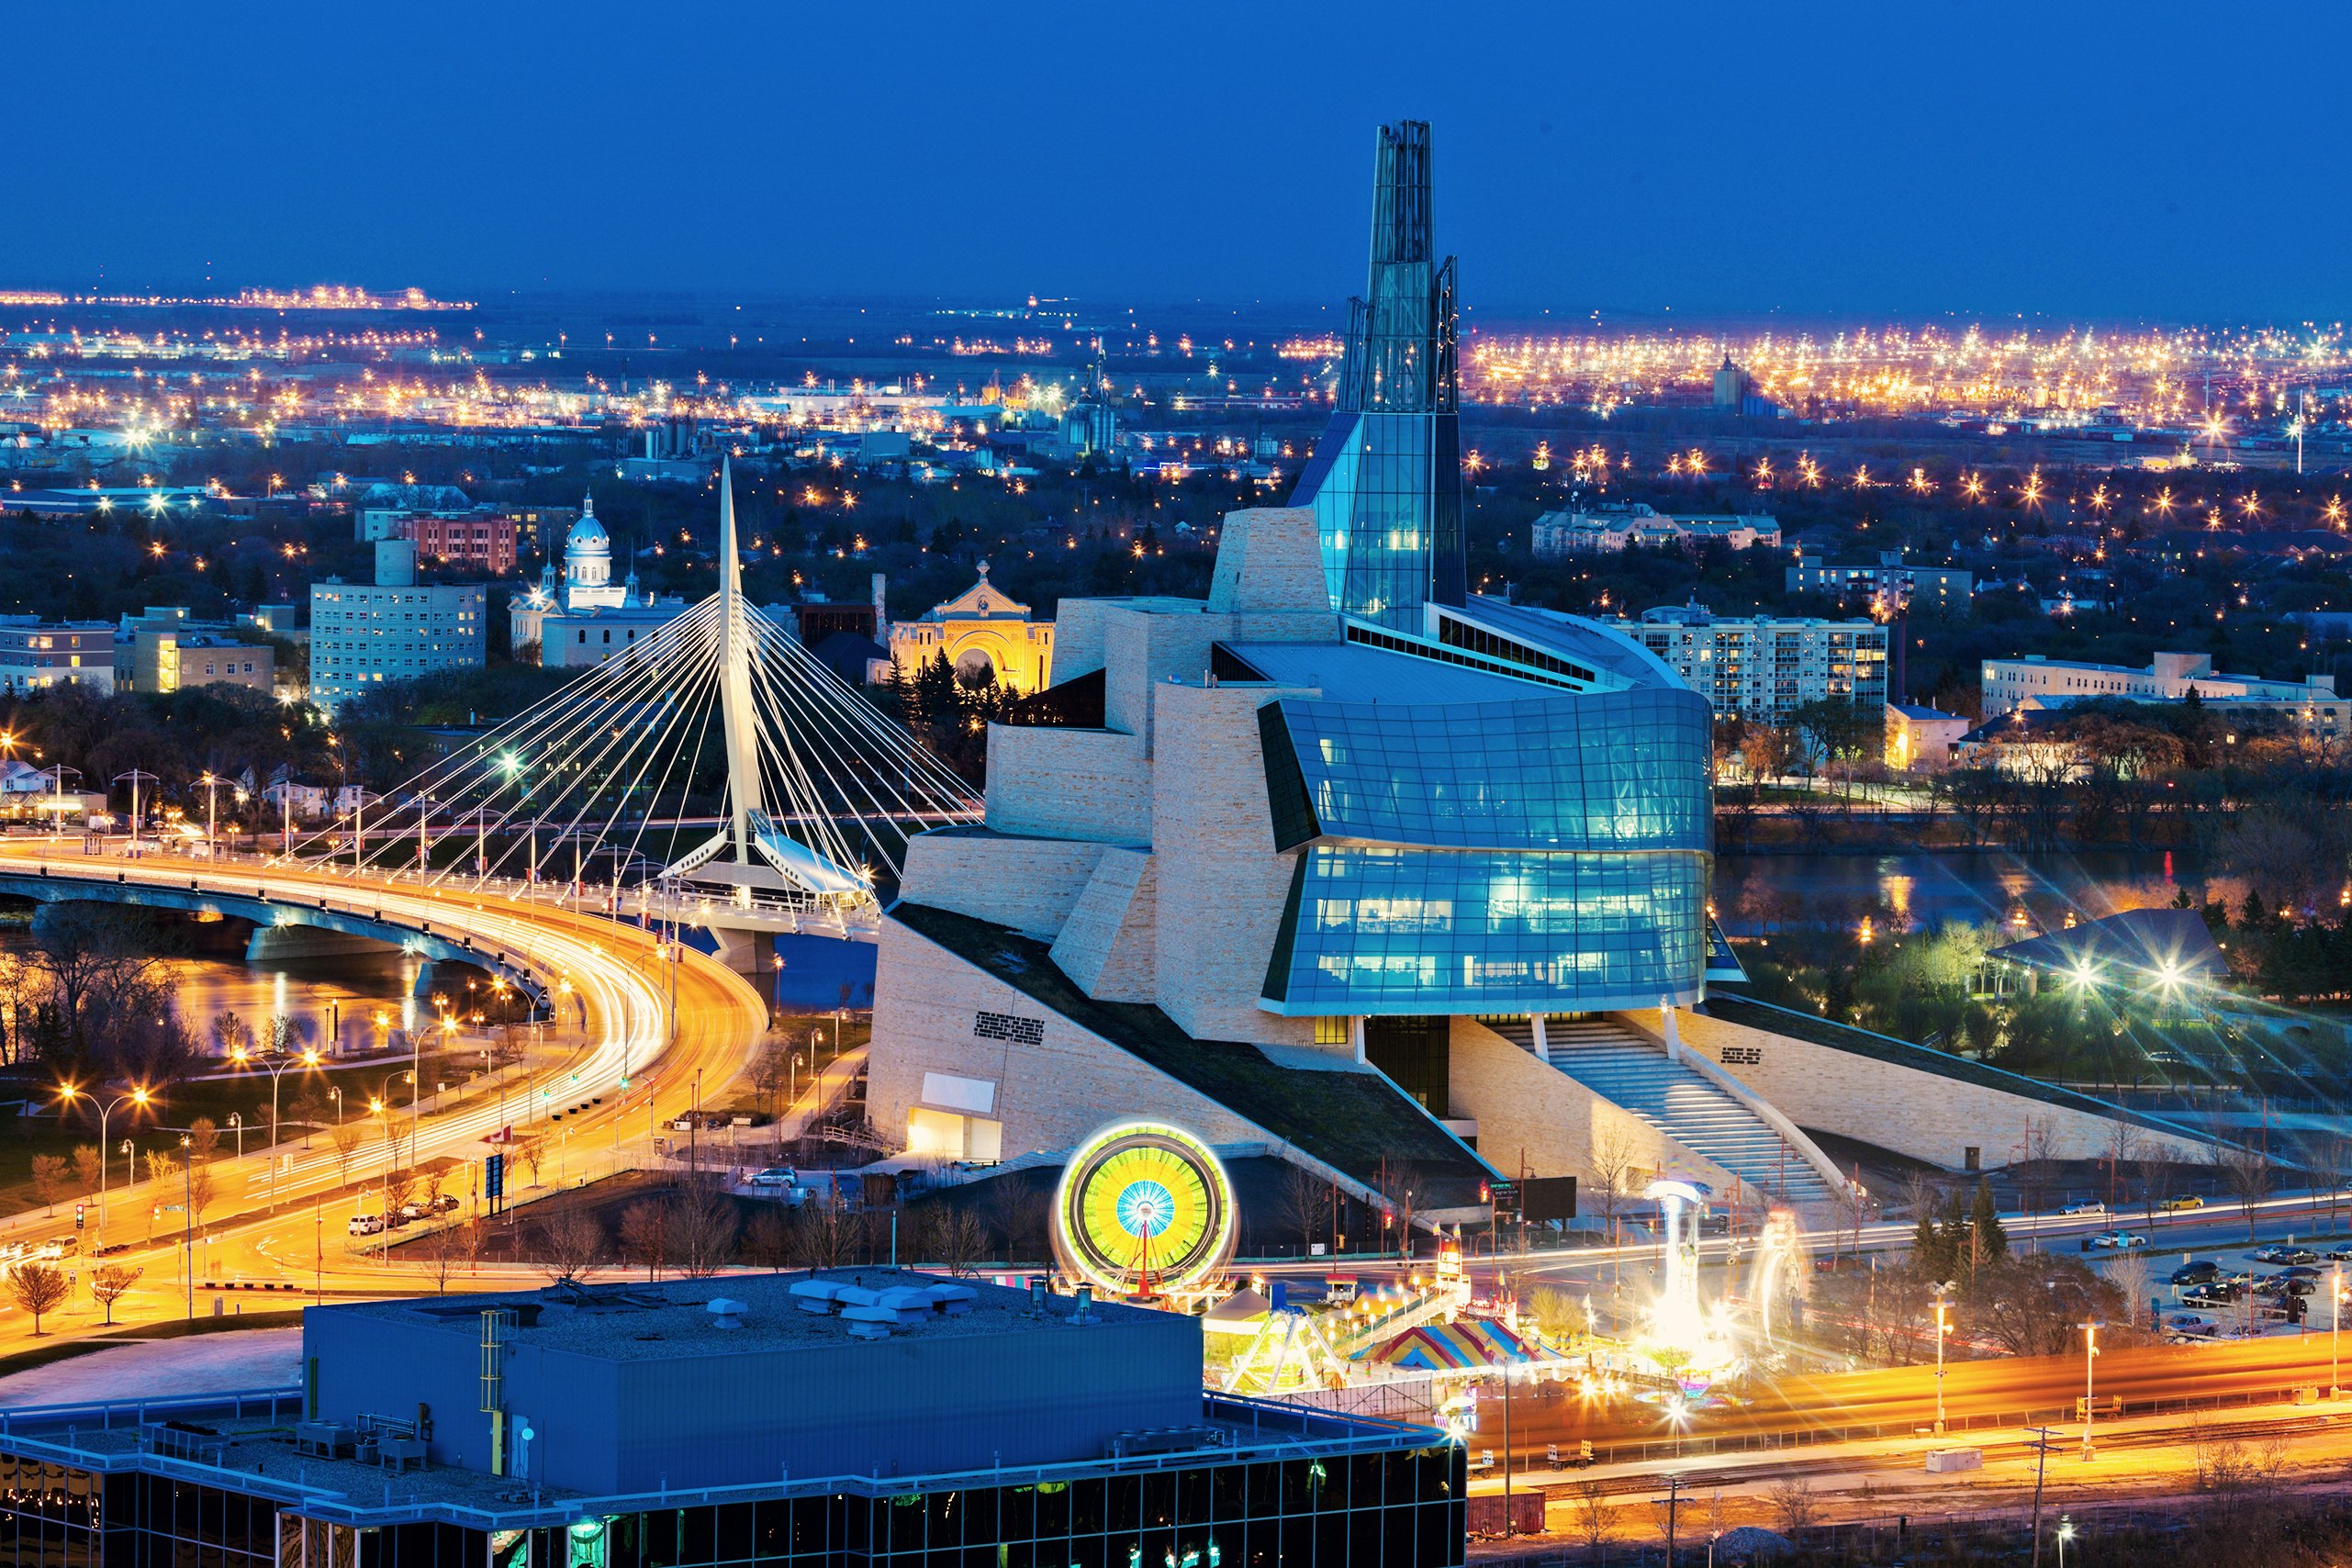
[1049,1121,1238,1304]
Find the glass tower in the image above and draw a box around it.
[1290,119,1468,631]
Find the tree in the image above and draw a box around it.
[1764,1476,1819,1540]
[791,1200,856,1273]
[748,1040,796,1125]
[533,1208,606,1284]
[981,1177,1039,1264]
[9,1262,71,1334]
[71,1145,101,1199]
[88,1263,141,1325]
[1966,1254,2123,1357]
[2217,1144,2275,1242]
[516,1136,548,1188]
[29,1154,69,1215]
[619,1200,670,1280]
[917,1204,985,1276]
[1276,1163,1332,1256]
[1586,1127,1641,1247]
[668,1187,741,1278]
[418,1226,465,1295]
[330,1125,364,1186]
[1968,1181,2009,1267]
[745,1211,793,1271]
[382,1168,416,1216]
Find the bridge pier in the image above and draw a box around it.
[245,924,395,963]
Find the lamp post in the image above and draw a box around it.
[180,1131,193,1321]
[228,1113,242,1161]
[2056,1514,2075,1568]
[1932,1282,1955,1434]
[2078,1321,2101,1458]
[231,1044,319,1204]
[112,768,159,855]
[55,1084,149,1248]
[42,765,82,844]
[2333,1266,2346,1399]
[198,771,226,856]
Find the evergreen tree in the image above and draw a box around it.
[1970,1181,2009,1265]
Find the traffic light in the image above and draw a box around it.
[73,1204,85,1230]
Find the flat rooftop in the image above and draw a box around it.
[333,1270,1142,1359]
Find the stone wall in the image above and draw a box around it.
[867,915,1270,1161]
[896,832,1106,938]
[1051,848,1158,1002]
[1447,1019,1752,1208]
[1103,604,1227,746]
[983,725,1152,845]
[1151,680,1319,1049]
[1677,1008,2212,1169]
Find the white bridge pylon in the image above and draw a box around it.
[296,458,981,913]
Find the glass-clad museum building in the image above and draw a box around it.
[1257,688,1715,1016]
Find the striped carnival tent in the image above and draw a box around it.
[1356,1318,1544,1372]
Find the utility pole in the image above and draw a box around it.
[2027,1425,2059,1568]
[1663,1471,1681,1567]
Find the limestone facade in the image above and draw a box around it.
[1676,1008,2212,1169]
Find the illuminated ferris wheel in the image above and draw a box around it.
[1051,1121,1238,1301]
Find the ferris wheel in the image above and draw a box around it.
[1051,1121,1238,1302]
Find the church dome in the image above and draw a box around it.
[566,494,610,557]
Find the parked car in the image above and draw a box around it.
[2259,1276,2316,1298]
[2061,1200,2107,1216]
[748,1167,801,1188]
[2092,1230,2148,1249]
[348,1214,386,1237]
[2252,1246,2318,1265]
[2280,1264,2324,1279]
[2160,1195,2206,1213]
[2171,1260,2222,1285]
[396,1201,431,1222]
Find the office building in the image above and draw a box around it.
[1529,503,1780,557]
[402,511,519,576]
[0,1272,1465,1568]
[0,619,115,694]
[1979,650,2333,718]
[132,631,274,695]
[1613,601,1887,723]
[1786,549,1972,617]
[1288,119,1467,632]
[308,541,487,710]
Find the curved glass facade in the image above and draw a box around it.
[1259,685,1714,1015]
[1263,845,1709,1015]
[1261,689,1713,853]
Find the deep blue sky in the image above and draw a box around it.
[17,1,2347,321]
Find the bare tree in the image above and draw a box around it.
[417,1226,465,1294]
[1586,1126,1641,1247]
[533,1208,606,1284]
[917,1204,985,1277]
[8,1262,71,1335]
[791,1201,856,1273]
[1573,1479,1610,1557]
[88,1263,141,1325]
[382,1169,417,1216]
[1764,1476,1819,1540]
[517,1136,549,1189]
[748,1040,796,1125]
[1275,1163,1332,1256]
[981,1178,1040,1264]
[2215,1144,2274,1242]
[29,1154,68,1215]
[330,1125,364,1186]
[745,1210,792,1271]
[669,1188,741,1278]
[619,1200,670,1280]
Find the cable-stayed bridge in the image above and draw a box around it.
[286,460,981,946]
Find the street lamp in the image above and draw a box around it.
[113,768,160,856]
[2333,1266,2346,1399]
[54,1083,149,1247]
[1932,1282,1955,1434]
[2056,1513,2075,1567]
[230,1042,320,1204]
[2078,1320,2102,1458]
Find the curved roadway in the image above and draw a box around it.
[0,840,771,1340]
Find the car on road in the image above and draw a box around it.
[2092,1230,2148,1249]
[2061,1200,2107,1215]
[747,1167,801,1188]
[2160,1195,2206,1212]
[2171,1260,2222,1285]
[347,1214,386,1237]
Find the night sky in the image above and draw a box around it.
[18,0,2349,320]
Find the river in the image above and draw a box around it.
[1712,848,2204,935]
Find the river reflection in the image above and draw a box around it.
[0,929,428,1054]
[1712,848,2206,935]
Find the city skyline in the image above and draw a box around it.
[14,0,2352,319]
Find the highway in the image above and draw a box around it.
[0,839,772,1347]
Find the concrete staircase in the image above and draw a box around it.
[1486,1014,1836,1206]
